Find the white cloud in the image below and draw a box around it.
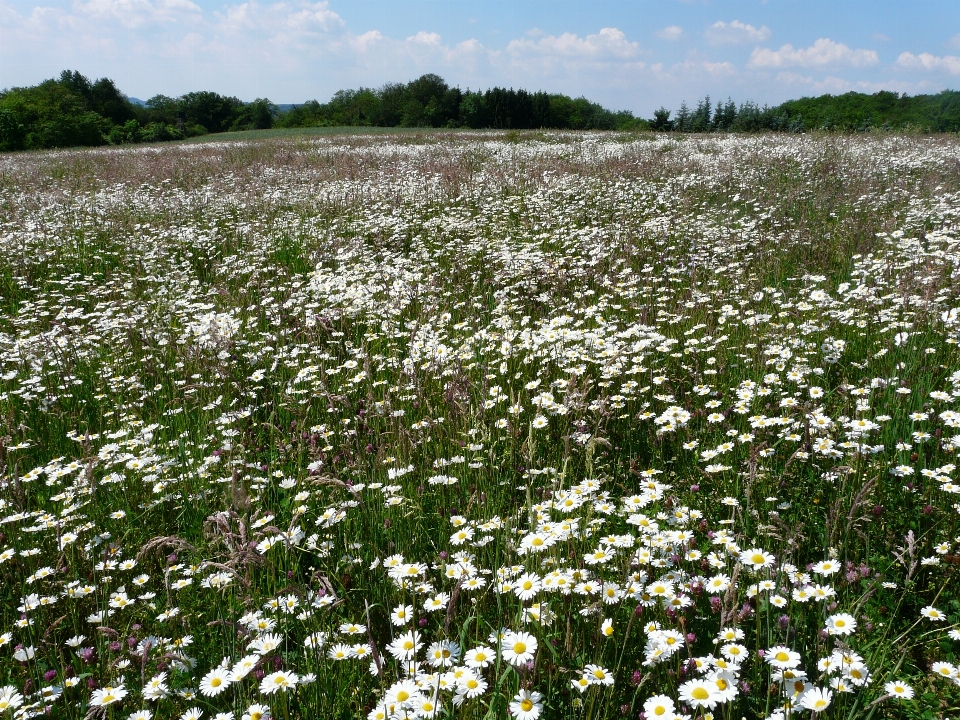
[897,51,960,75]
[749,38,879,68]
[705,20,770,46]
[348,29,382,52]
[216,1,343,37]
[407,31,441,46]
[73,0,202,28]
[507,27,640,60]
[656,25,683,41]
[674,59,736,77]
[775,70,931,96]
[774,71,853,94]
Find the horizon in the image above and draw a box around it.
[2,1,959,115]
[115,81,960,119]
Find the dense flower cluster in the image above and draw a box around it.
[0,131,959,717]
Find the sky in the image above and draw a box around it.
[1,0,959,115]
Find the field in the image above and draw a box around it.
[2,131,960,720]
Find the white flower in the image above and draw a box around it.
[643,695,675,718]
[884,680,914,699]
[825,613,857,636]
[509,689,543,719]
[799,687,832,712]
[12,646,35,662]
[678,678,720,708]
[583,664,614,686]
[259,671,298,695]
[501,631,538,666]
[464,645,495,668]
[199,668,233,697]
[0,686,24,712]
[90,684,128,707]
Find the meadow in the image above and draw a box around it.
[1,130,960,719]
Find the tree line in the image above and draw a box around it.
[2,70,960,152]
[0,71,638,151]
[652,90,960,133]
[275,73,638,131]
[0,70,276,151]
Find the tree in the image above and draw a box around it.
[0,108,26,151]
[144,95,180,125]
[231,98,278,130]
[691,96,712,132]
[651,107,673,131]
[0,79,108,149]
[675,101,691,132]
[459,92,485,128]
[532,92,552,128]
[713,97,737,131]
[373,82,406,126]
[178,91,243,133]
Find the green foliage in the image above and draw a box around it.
[274,73,643,131]
[4,69,960,154]
[657,89,960,133]
[0,80,110,149]
[178,90,245,133]
[231,98,278,130]
[0,108,26,151]
[778,90,960,131]
[0,71,276,151]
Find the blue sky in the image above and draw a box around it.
[2,0,959,114]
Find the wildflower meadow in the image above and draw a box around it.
[2,130,960,719]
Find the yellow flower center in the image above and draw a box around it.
[692,687,710,700]
[513,642,527,654]
[521,699,534,711]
